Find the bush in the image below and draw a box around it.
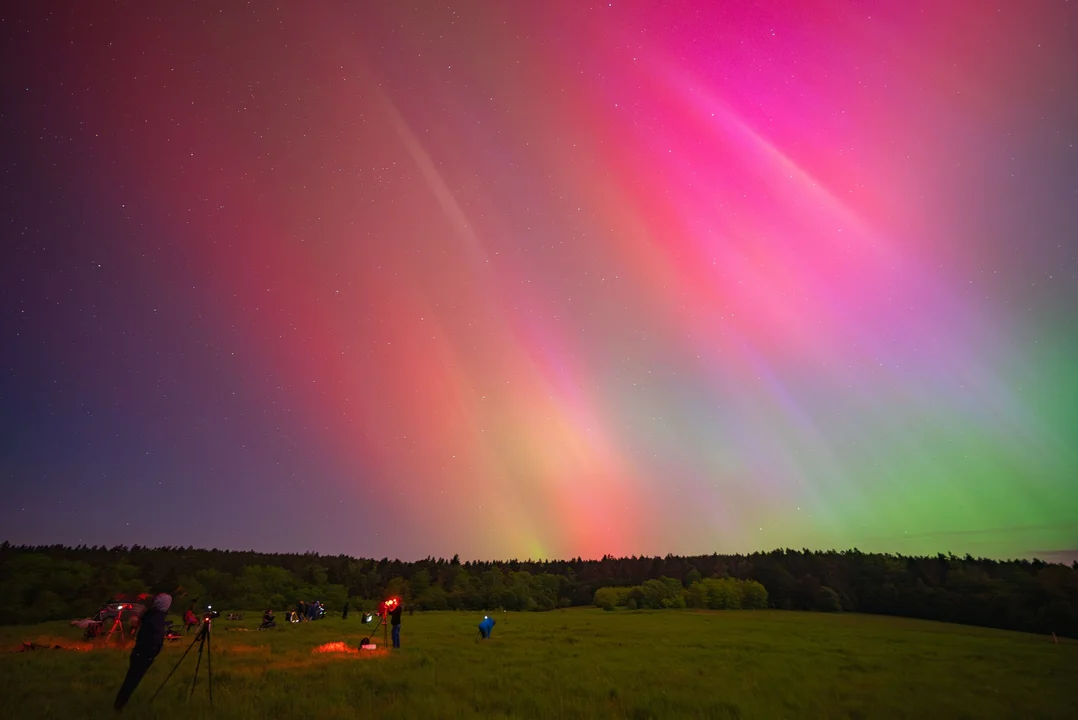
[685,578,769,610]
[418,586,449,610]
[593,587,629,610]
[816,586,841,612]
[594,577,768,612]
[740,580,769,609]
[630,578,685,609]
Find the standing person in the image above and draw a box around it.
[183,605,198,635]
[389,600,403,648]
[342,600,350,619]
[114,593,172,712]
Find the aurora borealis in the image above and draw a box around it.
[2,1,1076,563]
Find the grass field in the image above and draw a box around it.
[0,608,1073,719]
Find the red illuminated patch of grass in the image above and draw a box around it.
[310,641,387,659]
[313,641,358,654]
[10,637,95,653]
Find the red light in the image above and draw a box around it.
[313,641,358,654]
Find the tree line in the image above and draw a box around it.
[0,542,1074,637]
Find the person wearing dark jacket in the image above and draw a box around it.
[114,593,172,712]
[259,609,276,630]
[389,602,403,648]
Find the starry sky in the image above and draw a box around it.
[2,1,1076,563]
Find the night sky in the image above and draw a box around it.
[2,1,1076,563]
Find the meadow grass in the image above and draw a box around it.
[0,608,1073,719]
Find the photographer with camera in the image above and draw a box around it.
[389,599,403,648]
[113,593,171,712]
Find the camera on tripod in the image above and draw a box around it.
[152,604,218,707]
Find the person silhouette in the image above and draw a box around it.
[389,600,403,648]
[114,593,172,711]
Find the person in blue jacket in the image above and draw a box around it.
[478,615,495,639]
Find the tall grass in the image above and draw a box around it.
[0,609,1073,718]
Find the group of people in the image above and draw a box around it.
[285,599,326,623]
[110,593,505,713]
[258,600,326,629]
[110,592,422,712]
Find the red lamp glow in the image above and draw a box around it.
[377,597,400,617]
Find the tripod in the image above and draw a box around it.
[151,617,213,707]
[361,612,388,647]
[100,605,132,646]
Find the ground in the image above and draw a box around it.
[0,608,1073,718]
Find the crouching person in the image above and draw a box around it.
[259,609,277,630]
[114,593,171,712]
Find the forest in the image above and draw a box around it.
[1,542,1074,637]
